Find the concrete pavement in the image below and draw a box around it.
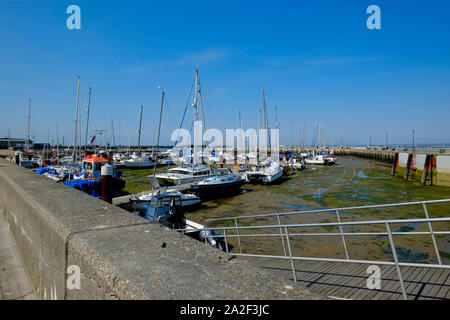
[0,214,36,300]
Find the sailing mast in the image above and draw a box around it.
[192,69,199,122]
[26,98,31,152]
[237,109,244,152]
[110,116,116,151]
[151,87,165,191]
[137,105,143,152]
[72,76,81,165]
[56,125,59,154]
[274,106,279,130]
[262,90,270,149]
[118,120,121,149]
[84,87,92,149]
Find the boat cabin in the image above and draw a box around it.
[82,152,114,178]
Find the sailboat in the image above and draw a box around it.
[153,69,212,186]
[244,90,283,184]
[123,105,156,168]
[37,78,126,198]
[129,87,226,250]
[20,98,41,168]
[304,121,336,165]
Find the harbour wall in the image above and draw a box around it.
[0,159,319,300]
[393,152,450,187]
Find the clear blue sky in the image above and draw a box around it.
[1,0,449,146]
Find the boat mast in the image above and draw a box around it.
[275,106,279,130]
[72,76,81,165]
[55,125,59,154]
[137,105,143,152]
[303,123,306,150]
[26,98,31,152]
[126,127,130,157]
[262,90,270,150]
[110,116,116,151]
[151,87,165,191]
[198,76,206,132]
[237,109,244,151]
[192,69,199,122]
[262,90,267,131]
[118,120,121,149]
[84,87,92,149]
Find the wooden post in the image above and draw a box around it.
[430,155,434,186]
[391,153,398,176]
[404,154,413,181]
[101,164,113,203]
[421,154,431,185]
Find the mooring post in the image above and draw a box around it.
[404,153,413,181]
[15,151,20,165]
[421,154,431,185]
[391,153,398,176]
[101,164,113,203]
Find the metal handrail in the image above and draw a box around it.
[204,198,450,223]
[177,201,450,300]
[195,217,450,231]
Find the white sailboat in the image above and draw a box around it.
[243,90,283,184]
[123,105,156,168]
[152,69,211,185]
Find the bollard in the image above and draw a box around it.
[421,154,431,185]
[404,154,413,181]
[391,153,398,176]
[101,164,113,203]
[15,151,20,165]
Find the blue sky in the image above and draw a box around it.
[0,0,449,146]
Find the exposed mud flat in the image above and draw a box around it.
[185,156,450,264]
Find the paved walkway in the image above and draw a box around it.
[0,215,36,300]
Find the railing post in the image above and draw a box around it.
[234,218,242,254]
[336,210,349,260]
[422,203,442,265]
[277,214,287,256]
[385,223,408,300]
[284,226,297,282]
[223,228,230,258]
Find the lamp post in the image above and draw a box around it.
[385,133,388,149]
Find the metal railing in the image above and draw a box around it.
[179,199,450,300]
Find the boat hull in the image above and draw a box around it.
[63,177,125,198]
[191,179,245,198]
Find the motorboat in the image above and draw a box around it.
[37,151,126,198]
[123,153,155,168]
[290,158,306,170]
[244,158,283,184]
[191,173,245,199]
[131,189,201,208]
[131,193,227,251]
[305,154,335,165]
[152,165,212,186]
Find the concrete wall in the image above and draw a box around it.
[0,159,319,300]
[436,155,450,187]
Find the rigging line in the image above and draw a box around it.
[164,76,195,174]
